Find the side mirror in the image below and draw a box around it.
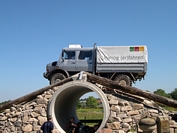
[61,57,64,62]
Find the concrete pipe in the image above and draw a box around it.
[48,80,110,133]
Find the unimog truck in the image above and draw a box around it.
[43,44,148,86]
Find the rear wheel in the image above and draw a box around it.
[114,74,132,86]
[50,73,65,85]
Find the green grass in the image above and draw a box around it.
[76,108,103,126]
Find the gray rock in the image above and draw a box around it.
[10,125,16,132]
[132,103,144,110]
[5,121,13,127]
[40,108,47,117]
[106,122,120,130]
[34,106,42,114]
[44,94,52,99]
[123,118,132,123]
[110,111,117,117]
[0,121,5,126]
[22,115,29,123]
[122,123,130,128]
[31,112,40,118]
[149,109,158,114]
[118,101,129,106]
[0,116,7,121]
[28,118,38,122]
[10,107,16,112]
[117,113,127,119]
[12,112,21,117]
[127,110,139,116]
[36,98,48,104]
[121,106,132,112]
[4,109,10,113]
[14,121,22,127]
[37,95,43,99]
[110,99,119,105]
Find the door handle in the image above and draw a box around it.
[71,62,75,64]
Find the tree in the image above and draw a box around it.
[86,96,98,108]
[154,89,171,98]
[170,88,177,100]
[76,100,82,109]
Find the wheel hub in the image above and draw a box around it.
[119,80,126,86]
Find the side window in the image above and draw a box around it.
[79,51,92,60]
[63,51,75,60]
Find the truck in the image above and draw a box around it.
[43,44,148,86]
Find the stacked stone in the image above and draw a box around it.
[0,89,55,133]
[104,93,177,133]
[0,86,177,133]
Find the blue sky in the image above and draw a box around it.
[0,0,177,102]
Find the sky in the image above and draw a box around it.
[0,0,177,102]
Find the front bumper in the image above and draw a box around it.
[43,72,49,79]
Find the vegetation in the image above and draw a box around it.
[76,108,103,126]
[153,88,177,111]
[77,96,101,109]
[76,96,103,126]
[154,89,171,98]
[0,100,11,106]
[153,88,177,100]
[76,108,103,120]
[170,88,177,100]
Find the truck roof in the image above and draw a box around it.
[63,47,93,51]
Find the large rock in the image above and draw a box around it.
[22,124,33,132]
[106,122,120,130]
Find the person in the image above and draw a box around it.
[66,117,78,133]
[41,115,54,133]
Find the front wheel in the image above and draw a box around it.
[114,74,132,86]
[50,73,66,85]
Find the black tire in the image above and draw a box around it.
[50,73,65,85]
[114,74,132,86]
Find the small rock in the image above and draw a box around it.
[132,103,144,110]
[0,116,7,121]
[121,106,132,112]
[106,122,120,130]
[10,107,16,112]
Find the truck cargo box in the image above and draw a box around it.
[96,46,148,73]
[96,46,148,63]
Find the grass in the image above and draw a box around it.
[76,108,103,126]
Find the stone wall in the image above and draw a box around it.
[0,85,177,133]
[0,88,58,133]
[104,90,177,133]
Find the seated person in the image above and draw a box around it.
[66,117,78,133]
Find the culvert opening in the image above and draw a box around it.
[48,81,110,133]
[77,92,103,126]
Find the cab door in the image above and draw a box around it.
[76,50,93,72]
[59,50,76,71]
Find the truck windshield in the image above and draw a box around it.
[62,51,75,60]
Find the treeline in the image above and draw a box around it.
[77,96,102,109]
[0,100,11,106]
[153,88,177,100]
